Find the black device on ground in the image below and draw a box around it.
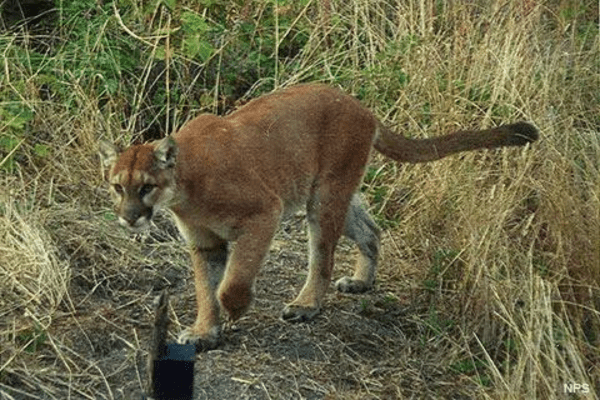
[143,290,196,400]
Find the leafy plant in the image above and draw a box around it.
[0,98,34,172]
[17,323,48,354]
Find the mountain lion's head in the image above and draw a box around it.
[99,137,178,230]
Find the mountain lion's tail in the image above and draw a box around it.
[374,122,538,163]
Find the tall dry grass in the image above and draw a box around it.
[1,0,598,398]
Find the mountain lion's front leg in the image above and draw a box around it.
[178,242,227,351]
[217,207,282,322]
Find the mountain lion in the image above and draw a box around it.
[99,84,538,351]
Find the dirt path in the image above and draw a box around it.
[3,214,472,399]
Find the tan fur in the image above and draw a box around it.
[99,84,538,349]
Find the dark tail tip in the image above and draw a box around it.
[503,121,539,146]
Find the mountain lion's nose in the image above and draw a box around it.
[124,209,142,225]
[120,204,152,229]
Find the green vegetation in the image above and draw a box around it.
[16,322,48,354]
[1,0,598,398]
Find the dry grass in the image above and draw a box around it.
[1,0,599,399]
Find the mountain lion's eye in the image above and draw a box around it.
[139,184,155,198]
[113,184,124,195]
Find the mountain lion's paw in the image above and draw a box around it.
[177,326,221,352]
[281,304,320,323]
[335,276,373,294]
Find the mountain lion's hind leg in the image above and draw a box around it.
[282,187,352,322]
[335,193,380,294]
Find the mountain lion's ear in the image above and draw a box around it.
[154,136,178,169]
[99,140,119,168]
